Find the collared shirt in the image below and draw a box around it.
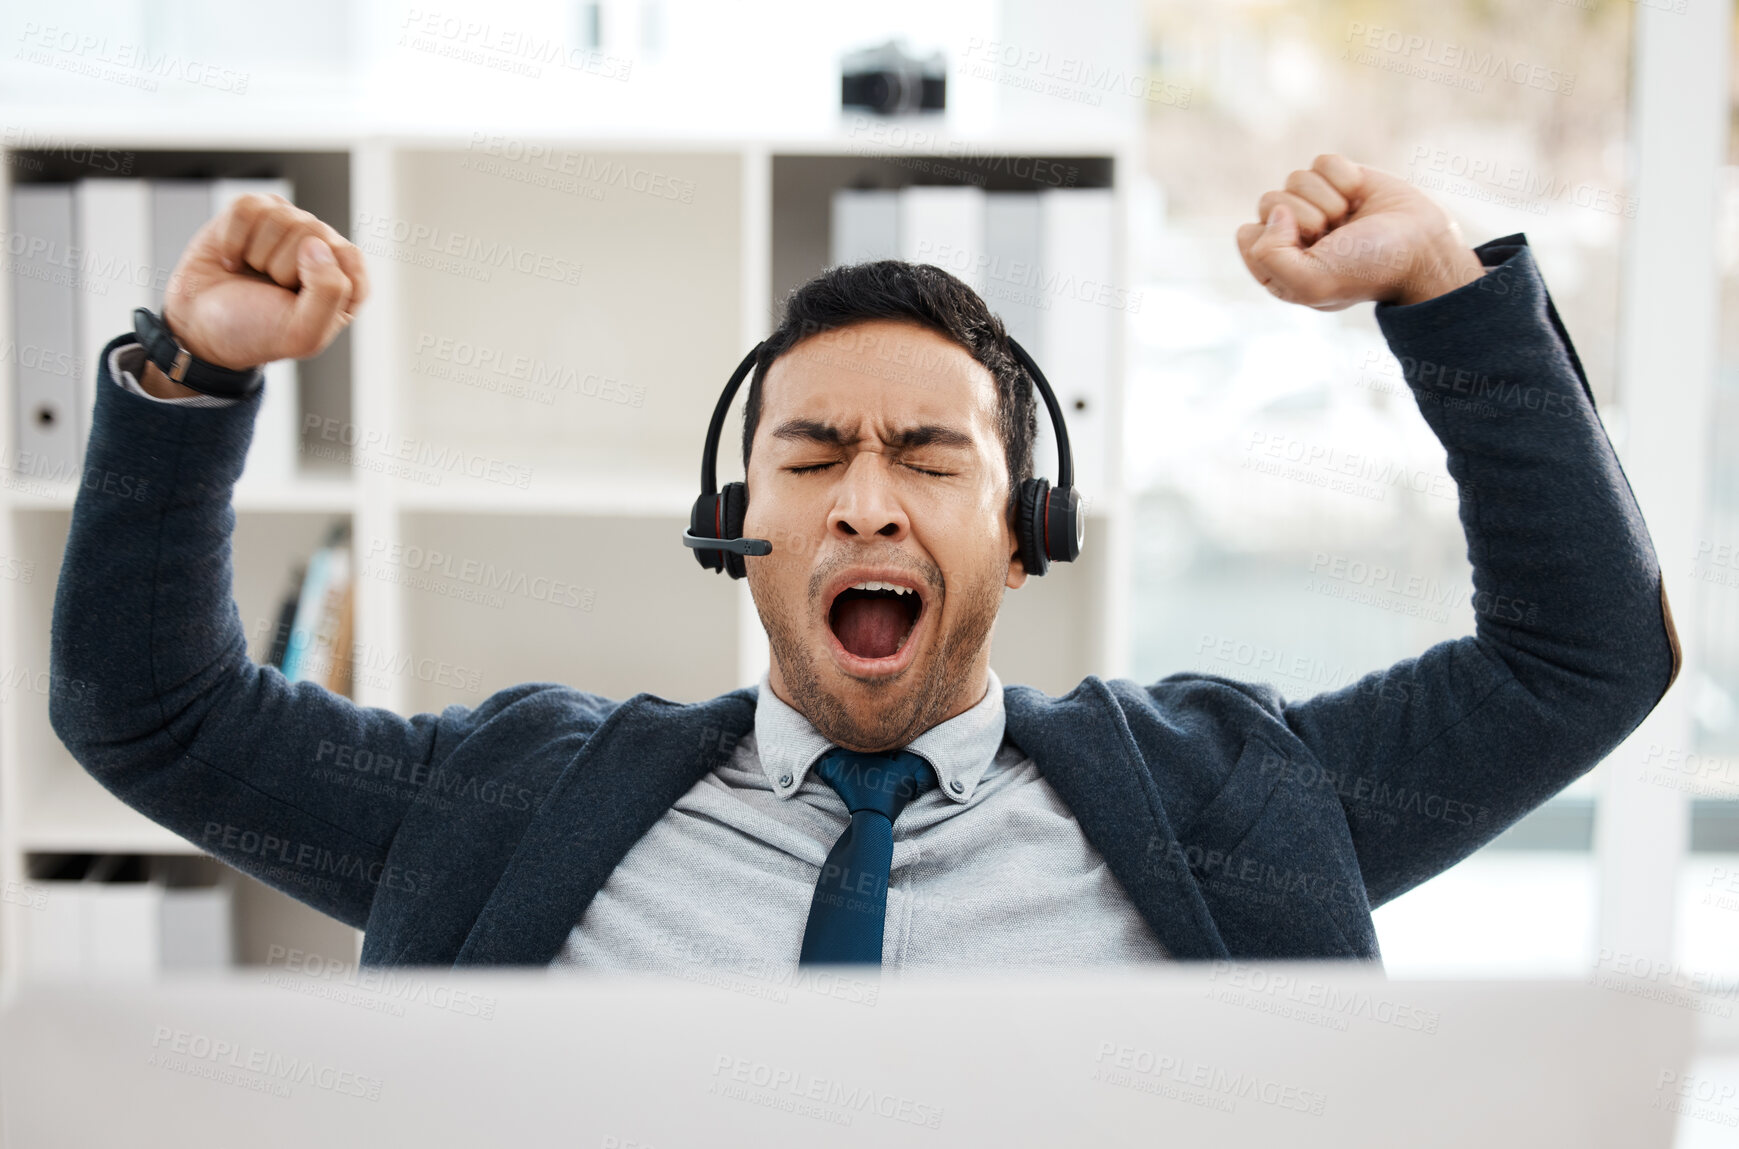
[550,668,1170,977]
[114,347,1171,974]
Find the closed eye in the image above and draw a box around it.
[785,461,954,477]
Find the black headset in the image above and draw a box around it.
[681,335,1084,579]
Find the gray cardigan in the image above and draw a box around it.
[48,234,1679,968]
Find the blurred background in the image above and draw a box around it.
[0,0,1731,1043]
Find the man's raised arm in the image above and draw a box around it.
[1227,155,1679,907]
[49,196,494,928]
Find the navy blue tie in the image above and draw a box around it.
[798,748,937,966]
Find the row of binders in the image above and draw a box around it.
[24,854,232,978]
[830,185,1117,499]
[10,176,300,487]
[264,520,355,695]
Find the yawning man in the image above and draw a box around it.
[50,153,1679,970]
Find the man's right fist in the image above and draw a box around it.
[159,193,370,376]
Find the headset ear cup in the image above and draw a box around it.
[1016,478,1050,578]
[720,482,749,580]
[1046,484,1084,563]
[688,493,724,573]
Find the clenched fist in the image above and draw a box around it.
[145,194,369,398]
[1236,154,1485,311]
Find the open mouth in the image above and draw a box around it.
[828,580,924,662]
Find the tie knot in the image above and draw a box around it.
[814,748,936,822]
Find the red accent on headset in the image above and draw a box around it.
[1042,487,1052,559]
[714,498,723,547]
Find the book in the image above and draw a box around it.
[284,521,352,688]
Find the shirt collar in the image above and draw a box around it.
[754,668,1006,805]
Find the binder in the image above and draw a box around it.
[830,188,899,266]
[73,179,152,444]
[148,181,210,312]
[25,855,162,980]
[10,185,82,484]
[1038,189,1114,501]
[983,191,1045,353]
[898,185,986,294]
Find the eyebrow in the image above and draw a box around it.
[770,419,975,452]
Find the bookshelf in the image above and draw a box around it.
[0,129,1136,980]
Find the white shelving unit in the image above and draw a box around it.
[0,128,1137,979]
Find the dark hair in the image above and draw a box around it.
[740,260,1037,521]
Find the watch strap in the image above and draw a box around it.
[131,307,265,400]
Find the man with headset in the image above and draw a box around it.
[49,153,1678,970]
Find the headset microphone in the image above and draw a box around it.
[682,334,1083,579]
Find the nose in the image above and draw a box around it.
[828,453,909,543]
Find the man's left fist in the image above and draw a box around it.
[1235,153,1486,310]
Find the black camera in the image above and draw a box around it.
[841,40,946,114]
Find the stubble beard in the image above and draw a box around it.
[754,549,1005,751]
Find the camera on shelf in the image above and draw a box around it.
[841,40,946,115]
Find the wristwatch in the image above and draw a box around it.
[131,307,265,400]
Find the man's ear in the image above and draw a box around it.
[1006,547,1029,590]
